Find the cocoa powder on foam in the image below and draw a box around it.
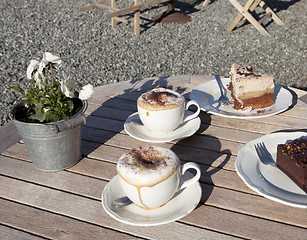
[117,145,180,187]
[137,88,185,111]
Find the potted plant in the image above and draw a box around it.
[10,52,94,171]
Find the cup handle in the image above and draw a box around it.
[184,100,200,122]
[178,162,201,190]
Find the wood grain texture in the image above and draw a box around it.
[0,224,44,240]
[0,198,140,239]
[0,75,306,239]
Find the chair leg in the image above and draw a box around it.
[227,0,270,36]
[259,1,284,25]
[203,0,211,8]
[134,0,140,35]
[226,0,260,32]
[111,0,117,27]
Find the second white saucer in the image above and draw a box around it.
[124,111,201,143]
[101,172,202,226]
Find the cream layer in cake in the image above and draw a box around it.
[229,63,275,110]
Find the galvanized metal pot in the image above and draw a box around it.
[9,101,86,172]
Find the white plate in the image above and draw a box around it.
[189,77,293,119]
[124,111,201,143]
[235,131,307,208]
[101,172,202,226]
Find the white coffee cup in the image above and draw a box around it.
[137,88,200,133]
[117,145,201,209]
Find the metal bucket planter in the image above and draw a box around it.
[9,100,86,172]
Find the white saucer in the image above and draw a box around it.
[124,111,201,143]
[101,172,202,226]
[236,131,307,208]
[190,78,293,119]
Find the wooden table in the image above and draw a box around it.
[0,75,306,239]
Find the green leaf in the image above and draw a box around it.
[44,111,59,122]
[62,113,70,121]
[30,103,46,122]
[67,100,74,111]
[11,86,23,95]
[34,102,43,113]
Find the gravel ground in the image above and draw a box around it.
[0,0,306,126]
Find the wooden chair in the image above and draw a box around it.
[203,0,284,36]
[80,0,169,36]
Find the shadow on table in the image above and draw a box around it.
[199,149,231,206]
[81,76,195,161]
[171,129,232,207]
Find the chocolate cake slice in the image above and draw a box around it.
[276,136,307,193]
[229,63,275,111]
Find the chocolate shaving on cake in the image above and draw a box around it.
[236,65,261,77]
[236,66,255,77]
[281,137,307,167]
[257,109,265,114]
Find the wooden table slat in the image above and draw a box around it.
[0,224,45,240]
[0,198,140,240]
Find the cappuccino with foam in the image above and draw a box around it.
[137,88,185,111]
[137,88,200,133]
[117,145,180,187]
[117,145,201,209]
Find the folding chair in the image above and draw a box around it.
[203,0,284,36]
[80,0,169,36]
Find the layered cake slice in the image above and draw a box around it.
[276,136,307,193]
[229,63,275,110]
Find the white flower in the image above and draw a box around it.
[26,60,40,79]
[79,84,94,100]
[34,71,43,89]
[38,60,46,78]
[60,78,75,98]
[38,52,62,78]
[42,52,62,68]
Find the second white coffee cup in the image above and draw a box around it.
[117,145,201,209]
[137,88,200,133]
